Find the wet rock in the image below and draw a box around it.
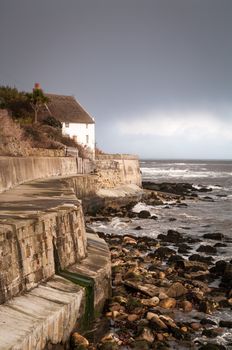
[219,320,232,328]
[203,233,224,240]
[202,328,223,338]
[138,210,151,218]
[177,259,209,271]
[148,313,168,330]
[123,236,137,245]
[210,260,227,275]
[197,245,217,254]
[213,242,227,247]
[128,314,140,321]
[141,296,160,307]
[221,262,232,288]
[131,340,150,350]
[169,217,177,221]
[168,254,184,265]
[166,229,183,242]
[201,196,215,202]
[177,202,188,207]
[188,254,213,265]
[154,247,176,259]
[159,314,178,328]
[137,327,155,343]
[166,282,187,298]
[134,225,142,230]
[200,318,217,326]
[179,300,193,312]
[159,297,177,309]
[159,291,169,300]
[198,300,219,314]
[198,345,226,350]
[151,215,158,220]
[71,333,89,349]
[191,322,202,331]
[124,280,160,297]
[178,243,191,254]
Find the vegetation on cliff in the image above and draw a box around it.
[0,85,92,157]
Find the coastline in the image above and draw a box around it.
[84,171,232,349]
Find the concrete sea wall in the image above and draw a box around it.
[0,154,142,349]
[0,202,87,304]
[95,154,141,188]
[0,156,78,193]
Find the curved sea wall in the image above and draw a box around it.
[0,154,141,349]
[0,156,78,193]
[95,154,141,188]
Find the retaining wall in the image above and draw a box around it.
[0,156,78,193]
[95,154,141,188]
[0,203,87,304]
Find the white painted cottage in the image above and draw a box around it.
[42,92,95,155]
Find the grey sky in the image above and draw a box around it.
[1,0,232,159]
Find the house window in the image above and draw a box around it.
[86,124,88,129]
[73,136,77,142]
[65,122,69,128]
[86,135,89,144]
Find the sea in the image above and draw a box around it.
[92,160,232,254]
[91,159,232,348]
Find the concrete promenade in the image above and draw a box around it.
[0,175,111,350]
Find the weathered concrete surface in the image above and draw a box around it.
[0,176,87,303]
[0,174,111,350]
[0,275,85,350]
[68,233,111,314]
[0,233,110,350]
[0,154,142,194]
[95,154,141,188]
[97,183,143,198]
[0,156,78,193]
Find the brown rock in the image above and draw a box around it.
[166,282,187,298]
[138,327,155,343]
[128,314,140,321]
[149,314,168,330]
[71,333,89,348]
[123,236,137,245]
[159,297,177,309]
[141,296,159,307]
[191,322,202,331]
[179,300,193,312]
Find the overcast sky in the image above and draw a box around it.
[1,0,232,159]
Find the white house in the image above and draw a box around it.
[39,90,95,155]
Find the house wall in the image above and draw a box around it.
[62,122,95,151]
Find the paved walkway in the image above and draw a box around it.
[0,176,79,221]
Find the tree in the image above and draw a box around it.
[0,85,32,120]
[26,87,49,123]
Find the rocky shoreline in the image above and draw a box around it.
[71,183,232,350]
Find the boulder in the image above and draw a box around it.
[197,245,217,254]
[159,297,177,309]
[219,320,232,328]
[166,282,187,298]
[179,300,193,312]
[71,333,89,349]
[154,247,176,259]
[138,210,151,218]
[203,233,224,240]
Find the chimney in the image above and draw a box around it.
[34,83,41,90]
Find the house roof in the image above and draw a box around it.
[41,94,95,124]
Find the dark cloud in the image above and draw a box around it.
[0,0,232,158]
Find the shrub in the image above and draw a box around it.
[0,85,33,120]
[0,110,31,155]
[41,115,62,129]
